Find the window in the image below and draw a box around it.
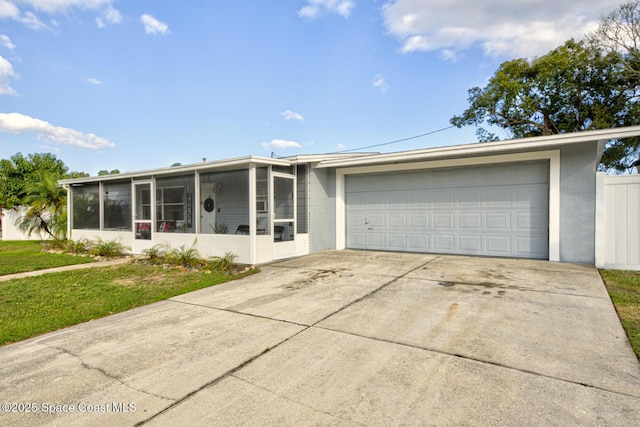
[104,181,132,230]
[200,170,249,234]
[155,175,195,233]
[72,184,100,229]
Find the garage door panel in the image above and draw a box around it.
[485,235,512,255]
[515,210,547,231]
[430,190,454,207]
[512,185,549,207]
[409,234,429,250]
[456,189,482,207]
[484,187,511,207]
[433,212,455,229]
[486,212,511,230]
[388,234,407,249]
[458,235,482,253]
[368,232,386,248]
[458,212,482,229]
[386,191,407,208]
[368,213,385,227]
[410,213,429,228]
[388,213,407,228]
[345,161,549,259]
[409,190,428,206]
[515,236,548,258]
[433,234,455,252]
[348,213,366,228]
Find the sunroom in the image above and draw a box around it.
[59,156,310,265]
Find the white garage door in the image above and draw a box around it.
[346,161,549,259]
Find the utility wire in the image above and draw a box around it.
[332,125,456,153]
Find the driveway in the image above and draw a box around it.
[1,250,639,426]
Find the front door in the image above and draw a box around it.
[272,173,296,259]
[133,181,153,253]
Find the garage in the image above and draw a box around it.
[345,161,550,259]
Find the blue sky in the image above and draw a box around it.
[0,0,624,175]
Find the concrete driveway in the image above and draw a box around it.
[1,250,639,426]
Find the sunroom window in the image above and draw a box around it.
[155,175,195,233]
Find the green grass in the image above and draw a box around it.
[599,269,640,361]
[0,262,255,345]
[0,241,94,276]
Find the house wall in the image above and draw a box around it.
[308,167,336,252]
[1,207,48,241]
[558,144,599,264]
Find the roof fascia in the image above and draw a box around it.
[315,126,640,169]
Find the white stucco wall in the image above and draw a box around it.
[1,207,48,241]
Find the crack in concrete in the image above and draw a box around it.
[167,298,311,327]
[46,344,175,403]
[135,329,312,426]
[137,258,443,424]
[229,374,367,426]
[313,325,640,400]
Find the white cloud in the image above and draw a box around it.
[336,143,347,150]
[0,34,15,49]
[371,74,389,92]
[96,4,122,28]
[141,14,169,35]
[439,48,463,62]
[0,0,19,19]
[86,77,102,85]
[0,55,17,95]
[20,11,49,30]
[261,139,302,150]
[20,0,113,14]
[281,110,304,121]
[0,112,116,149]
[298,0,354,19]
[382,0,622,59]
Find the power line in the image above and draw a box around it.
[333,125,456,153]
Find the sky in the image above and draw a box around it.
[0,0,627,175]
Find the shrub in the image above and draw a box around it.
[88,238,128,258]
[210,252,237,272]
[167,239,203,267]
[142,244,171,261]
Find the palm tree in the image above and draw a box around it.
[18,174,67,239]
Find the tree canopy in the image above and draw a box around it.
[0,153,70,209]
[451,1,640,172]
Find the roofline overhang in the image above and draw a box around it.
[58,155,289,185]
[315,126,640,169]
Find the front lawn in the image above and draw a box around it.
[600,269,640,361]
[0,240,94,276]
[0,262,254,345]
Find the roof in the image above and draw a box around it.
[314,126,640,168]
[58,126,640,185]
[58,155,290,185]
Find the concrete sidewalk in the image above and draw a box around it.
[0,250,639,426]
[0,258,133,282]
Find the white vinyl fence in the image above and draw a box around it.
[596,173,640,270]
[1,207,48,241]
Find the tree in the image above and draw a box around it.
[589,0,640,84]
[18,175,68,239]
[97,169,120,176]
[0,152,86,239]
[451,39,640,171]
[0,152,69,209]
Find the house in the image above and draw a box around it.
[58,126,640,267]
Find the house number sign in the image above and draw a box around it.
[187,193,193,228]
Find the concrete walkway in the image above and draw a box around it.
[0,258,132,282]
[0,250,639,426]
